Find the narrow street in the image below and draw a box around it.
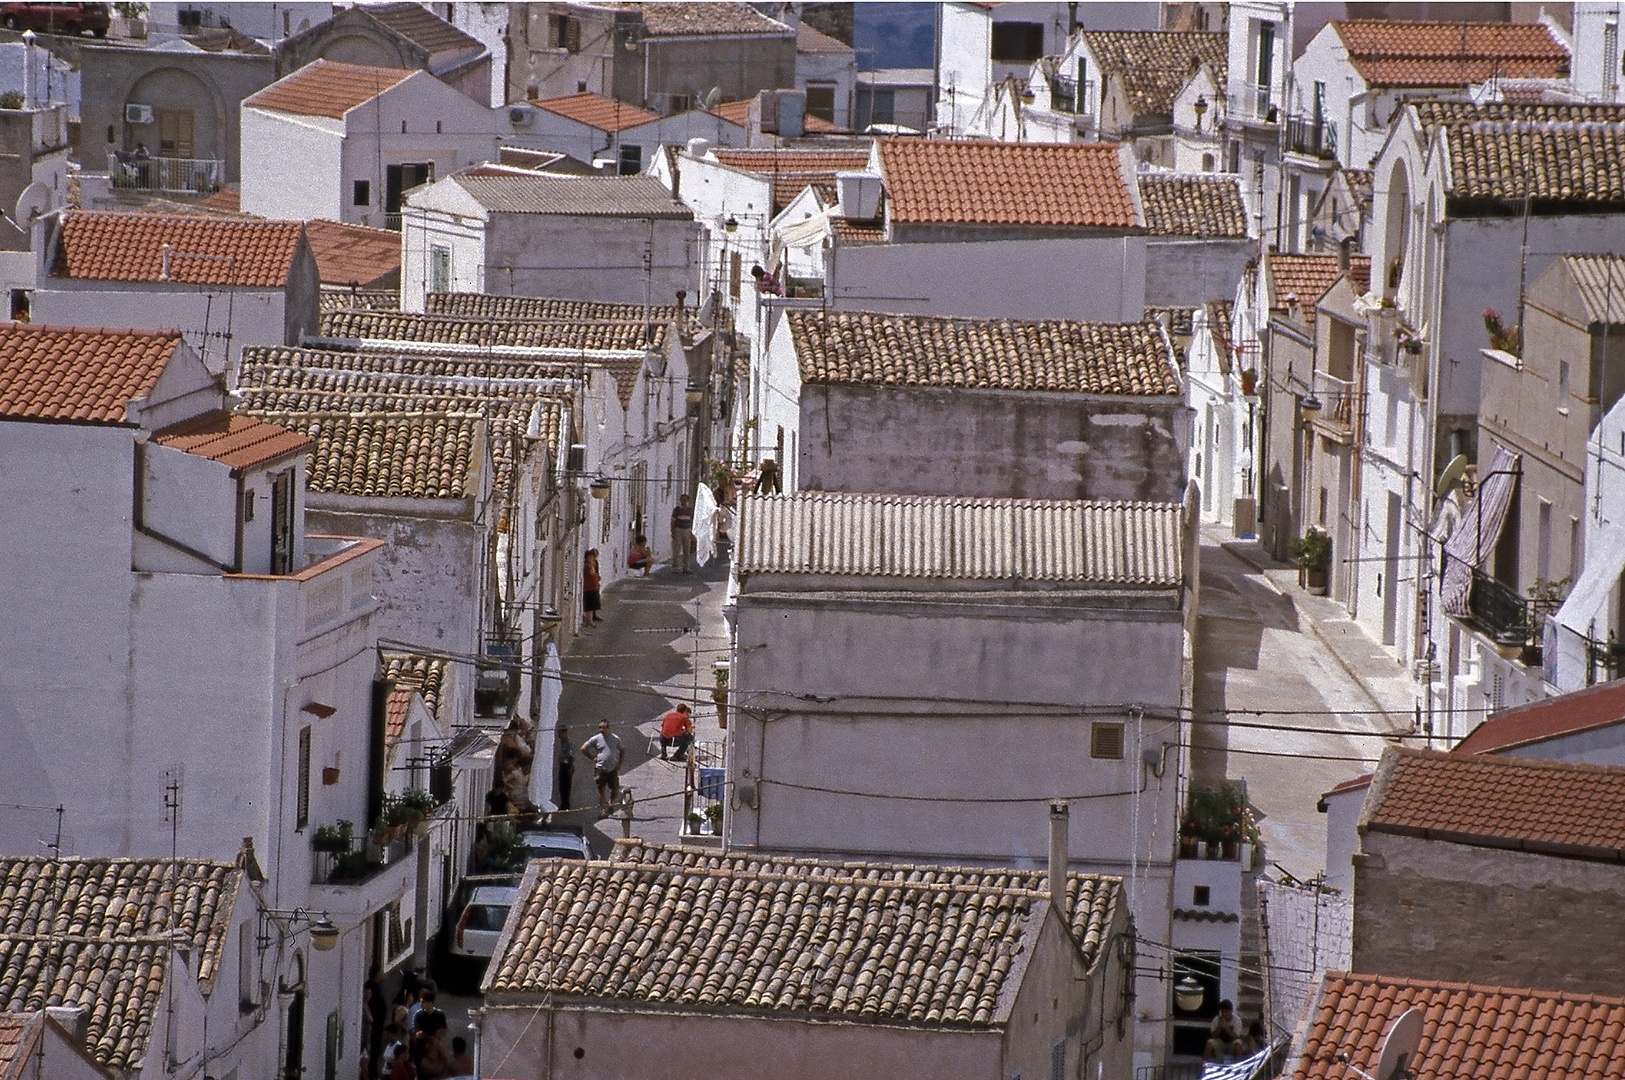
[1192,527,1414,881]
[555,558,734,856]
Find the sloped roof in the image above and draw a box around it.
[487,839,1121,1024]
[1412,101,1625,134]
[797,21,851,54]
[245,60,415,119]
[1269,252,1372,329]
[1442,117,1625,203]
[303,219,400,289]
[321,309,667,353]
[622,2,791,37]
[320,287,400,312]
[52,213,305,287]
[831,216,886,243]
[789,310,1180,396]
[255,411,487,500]
[1560,255,1625,323]
[532,91,659,133]
[0,857,239,1072]
[449,174,691,217]
[1364,745,1625,860]
[151,410,312,474]
[711,148,873,174]
[878,140,1136,228]
[1455,679,1625,755]
[1138,173,1248,237]
[382,653,449,732]
[738,492,1184,586]
[366,2,483,56]
[707,98,842,133]
[426,292,682,323]
[1079,30,1227,116]
[0,325,181,425]
[1289,971,1625,1080]
[1332,20,1568,88]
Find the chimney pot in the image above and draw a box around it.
[1048,801,1069,912]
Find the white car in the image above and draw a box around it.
[448,878,518,963]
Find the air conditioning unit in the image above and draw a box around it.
[508,105,534,126]
[125,104,154,125]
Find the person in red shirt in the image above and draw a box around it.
[582,549,601,627]
[659,703,693,761]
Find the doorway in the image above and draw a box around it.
[284,990,305,1080]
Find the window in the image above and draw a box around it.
[386,163,434,214]
[238,921,257,1006]
[990,22,1044,62]
[618,144,642,175]
[1090,722,1124,759]
[667,93,693,114]
[1254,21,1276,115]
[550,13,580,52]
[324,1009,343,1080]
[1203,152,1215,171]
[1538,499,1553,583]
[352,179,370,206]
[1193,885,1211,906]
[242,489,254,523]
[429,245,451,294]
[271,470,295,574]
[296,726,311,829]
[1051,1039,1066,1080]
[1560,360,1571,400]
[1571,516,1582,580]
[1319,486,1328,527]
[156,109,194,157]
[805,83,836,122]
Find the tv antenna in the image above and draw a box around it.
[1337,1007,1422,1080]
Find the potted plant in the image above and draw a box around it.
[712,662,729,730]
[704,803,724,835]
[328,850,374,882]
[1185,782,1257,860]
[1394,322,1423,355]
[1484,308,1521,356]
[1290,528,1332,595]
[685,810,704,836]
[311,820,353,853]
[400,787,436,834]
[1239,367,1258,396]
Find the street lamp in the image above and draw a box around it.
[258,908,339,953]
[685,380,705,409]
[590,477,611,499]
[1299,392,1323,414]
[1173,975,1206,1013]
[724,215,738,234]
[1193,94,1208,131]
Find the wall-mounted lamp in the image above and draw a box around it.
[1193,94,1208,130]
[685,380,705,409]
[258,908,339,953]
[1300,393,1323,414]
[590,477,611,499]
[724,215,738,234]
[1173,975,1206,1013]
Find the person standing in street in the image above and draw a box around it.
[659,703,694,760]
[582,549,601,627]
[580,720,624,814]
[556,725,574,809]
[671,495,695,573]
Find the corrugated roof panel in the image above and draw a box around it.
[738,492,1182,586]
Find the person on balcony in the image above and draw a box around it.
[660,703,694,761]
[751,264,783,296]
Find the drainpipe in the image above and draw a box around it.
[1048,800,1069,914]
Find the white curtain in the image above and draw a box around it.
[1440,446,1520,618]
[528,643,563,810]
[693,482,718,567]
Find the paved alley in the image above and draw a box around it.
[552,558,733,856]
[1192,527,1414,881]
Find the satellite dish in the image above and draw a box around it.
[1374,1008,1423,1080]
[703,86,722,110]
[1434,454,1468,499]
[15,180,51,227]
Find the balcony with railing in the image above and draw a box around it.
[1309,370,1356,438]
[1467,569,1531,648]
[1285,114,1338,159]
[1044,76,1095,117]
[1227,87,1277,126]
[311,828,416,886]
[107,152,225,194]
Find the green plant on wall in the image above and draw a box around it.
[1182,782,1259,845]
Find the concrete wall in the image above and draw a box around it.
[1002,904,1134,1080]
[798,384,1191,503]
[80,45,274,181]
[32,280,289,374]
[828,235,1147,322]
[1144,238,1253,309]
[1352,829,1625,995]
[483,211,696,305]
[399,202,487,312]
[480,999,1003,1080]
[239,108,343,222]
[637,33,796,115]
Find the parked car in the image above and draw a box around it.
[0,3,110,35]
[518,825,590,862]
[436,873,519,992]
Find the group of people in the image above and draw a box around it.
[1204,999,1269,1064]
[362,974,473,1080]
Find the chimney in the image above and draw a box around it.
[22,31,37,109]
[1338,235,1354,272]
[1048,801,1069,913]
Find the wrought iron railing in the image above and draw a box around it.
[312,828,415,885]
[1468,569,1530,646]
[107,153,225,194]
[1286,114,1338,158]
[1312,370,1356,431]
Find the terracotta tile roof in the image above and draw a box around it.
[1441,115,1625,203]
[831,216,886,243]
[0,1015,34,1080]
[1455,680,1625,756]
[1138,173,1248,237]
[426,292,682,323]
[1079,30,1227,116]
[772,175,838,213]
[797,21,851,54]
[256,411,488,500]
[487,839,1121,1024]
[1288,971,1625,1080]
[321,309,668,354]
[303,219,400,289]
[1269,252,1371,329]
[1145,305,1195,337]
[0,325,181,425]
[532,91,659,133]
[366,2,483,57]
[1332,21,1569,88]
[878,140,1136,228]
[711,147,873,175]
[382,653,448,730]
[1413,101,1625,133]
[620,2,792,37]
[739,493,1185,586]
[151,410,312,474]
[448,174,691,217]
[245,60,415,120]
[789,310,1180,396]
[51,213,306,288]
[197,187,242,213]
[0,857,239,1072]
[1365,745,1625,859]
[320,287,400,312]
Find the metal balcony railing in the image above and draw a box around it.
[1468,569,1531,646]
[1312,370,1356,431]
[108,152,225,194]
[1227,87,1277,124]
[1046,76,1094,116]
[311,828,415,886]
[1286,114,1338,158]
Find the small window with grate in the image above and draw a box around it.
[1091,722,1124,760]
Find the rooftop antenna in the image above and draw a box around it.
[162,770,182,861]
[1337,1007,1423,1080]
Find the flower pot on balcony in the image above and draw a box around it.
[311,835,350,854]
[1239,368,1258,396]
[1179,836,1199,859]
[713,687,728,729]
[1222,841,1238,860]
[321,766,341,786]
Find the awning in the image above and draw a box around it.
[1556,523,1625,635]
[1440,446,1520,618]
